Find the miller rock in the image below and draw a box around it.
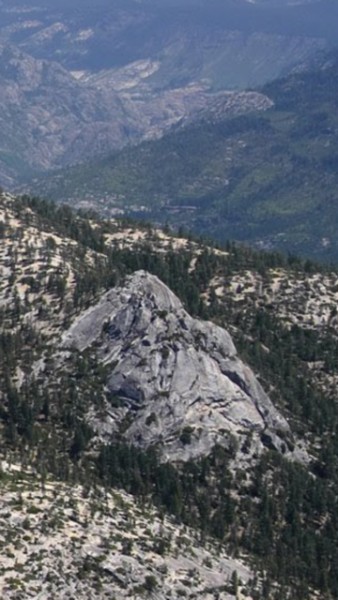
[62,270,292,462]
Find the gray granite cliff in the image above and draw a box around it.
[62,270,292,461]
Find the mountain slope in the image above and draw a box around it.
[0,464,252,600]
[1,192,338,597]
[2,0,333,79]
[28,51,338,262]
[0,44,244,187]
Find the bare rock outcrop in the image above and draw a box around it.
[62,270,292,461]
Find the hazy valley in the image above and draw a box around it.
[28,48,338,262]
[0,0,334,186]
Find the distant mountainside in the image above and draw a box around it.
[27,51,338,262]
[0,0,335,186]
[1,192,338,597]
[2,0,334,77]
[0,43,244,187]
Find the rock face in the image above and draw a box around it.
[62,270,291,461]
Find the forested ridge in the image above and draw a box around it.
[1,193,338,598]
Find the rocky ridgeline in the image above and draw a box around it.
[185,91,274,125]
[103,221,338,343]
[62,270,293,462]
[211,267,338,332]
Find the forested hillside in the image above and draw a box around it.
[27,50,338,263]
[0,192,338,597]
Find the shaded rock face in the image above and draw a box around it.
[62,270,291,461]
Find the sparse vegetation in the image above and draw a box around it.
[0,192,337,598]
